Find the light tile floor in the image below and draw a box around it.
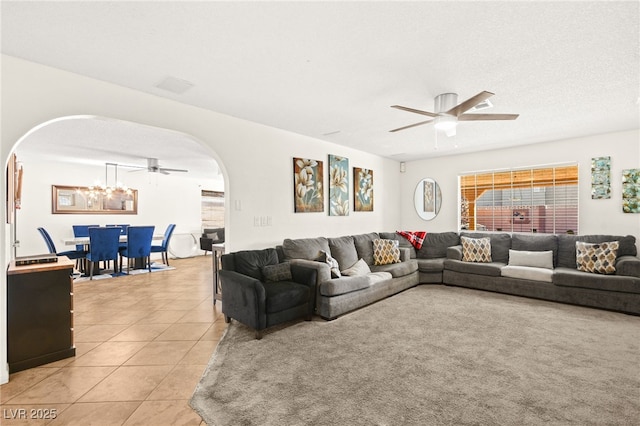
[1,255,225,425]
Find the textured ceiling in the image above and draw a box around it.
[2,1,639,166]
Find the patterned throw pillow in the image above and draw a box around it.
[318,250,341,278]
[576,241,619,274]
[461,236,492,263]
[261,262,293,282]
[373,239,401,266]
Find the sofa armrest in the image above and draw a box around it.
[219,270,266,330]
[615,255,640,278]
[447,245,463,260]
[289,258,332,283]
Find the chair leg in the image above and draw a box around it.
[255,330,263,340]
[89,261,94,280]
[148,256,152,273]
[224,315,231,323]
[165,251,170,266]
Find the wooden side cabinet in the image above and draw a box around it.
[7,256,76,373]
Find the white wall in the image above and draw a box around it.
[0,55,402,384]
[12,158,219,258]
[400,130,640,245]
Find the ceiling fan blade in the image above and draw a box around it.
[458,113,520,121]
[160,167,188,173]
[390,105,438,118]
[389,119,434,133]
[447,91,494,117]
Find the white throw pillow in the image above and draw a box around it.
[508,250,553,270]
[501,265,553,282]
[341,259,371,276]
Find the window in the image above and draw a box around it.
[459,164,578,234]
[201,190,224,229]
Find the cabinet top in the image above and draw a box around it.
[7,256,75,275]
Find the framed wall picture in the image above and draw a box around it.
[354,167,373,212]
[328,155,349,216]
[591,156,611,199]
[622,169,640,213]
[293,157,324,212]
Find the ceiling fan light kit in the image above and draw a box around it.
[390,90,519,138]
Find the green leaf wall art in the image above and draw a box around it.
[591,156,611,199]
[622,169,640,213]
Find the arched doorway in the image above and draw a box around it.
[8,115,227,260]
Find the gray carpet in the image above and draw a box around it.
[190,285,640,425]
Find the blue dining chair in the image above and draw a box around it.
[150,224,176,266]
[86,227,122,280]
[37,227,87,268]
[119,226,155,274]
[72,224,98,272]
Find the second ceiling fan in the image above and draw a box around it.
[390,91,519,137]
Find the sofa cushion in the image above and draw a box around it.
[461,232,512,263]
[461,236,492,263]
[282,237,331,261]
[501,265,553,282]
[341,258,371,276]
[557,235,637,268]
[373,239,400,265]
[416,232,461,259]
[508,250,554,270]
[553,267,640,294]
[234,248,279,280]
[352,232,379,265]
[328,236,359,271]
[616,256,640,278]
[261,262,293,282]
[444,259,504,277]
[371,259,418,278]
[576,241,619,274]
[511,234,558,266]
[264,281,310,313]
[320,275,371,296]
[415,258,445,273]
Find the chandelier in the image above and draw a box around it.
[87,163,132,200]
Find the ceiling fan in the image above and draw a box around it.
[390,91,519,137]
[128,158,188,175]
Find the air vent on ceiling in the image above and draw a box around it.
[155,76,194,94]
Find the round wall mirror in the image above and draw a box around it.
[414,178,442,221]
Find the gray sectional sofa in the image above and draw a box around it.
[271,231,640,319]
[276,233,418,319]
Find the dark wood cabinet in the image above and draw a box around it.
[7,256,75,373]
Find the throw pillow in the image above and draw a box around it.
[508,250,554,270]
[318,250,342,278]
[341,258,371,276]
[206,232,219,241]
[576,241,619,274]
[461,236,492,263]
[261,262,293,282]
[373,239,401,265]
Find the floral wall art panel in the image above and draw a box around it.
[354,167,373,212]
[329,155,349,216]
[293,157,324,213]
[591,156,611,199]
[622,169,640,213]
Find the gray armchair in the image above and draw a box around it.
[220,248,317,339]
[200,227,225,254]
